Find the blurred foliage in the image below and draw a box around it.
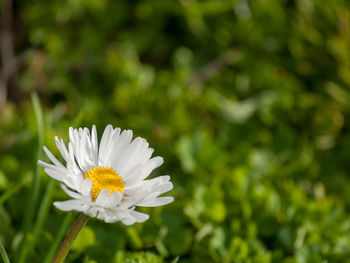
[1,0,350,262]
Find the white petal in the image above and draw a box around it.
[38,160,61,170]
[69,127,97,172]
[121,216,135,225]
[80,178,93,196]
[123,165,143,183]
[117,137,149,174]
[62,176,77,190]
[85,207,99,217]
[101,214,119,223]
[69,127,77,144]
[95,190,122,208]
[140,182,174,202]
[99,125,122,165]
[43,146,64,168]
[152,182,173,195]
[54,200,85,212]
[124,157,163,185]
[124,175,170,195]
[136,197,174,207]
[117,195,138,209]
[61,184,81,199]
[107,130,133,168]
[55,137,69,161]
[67,142,83,176]
[91,125,98,155]
[98,125,113,160]
[101,125,113,142]
[95,189,110,206]
[104,191,123,208]
[141,157,164,180]
[129,210,150,223]
[95,206,127,223]
[43,167,64,182]
[104,217,117,223]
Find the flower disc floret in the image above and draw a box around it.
[85,166,124,200]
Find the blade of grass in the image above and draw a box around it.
[29,180,56,253]
[16,93,44,263]
[43,213,73,263]
[0,177,31,206]
[71,111,85,128]
[0,239,10,263]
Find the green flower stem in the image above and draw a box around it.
[0,238,10,263]
[52,213,89,263]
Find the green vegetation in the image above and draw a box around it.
[1,0,350,262]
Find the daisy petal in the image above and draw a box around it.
[136,197,174,207]
[98,125,113,160]
[105,191,123,208]
[121,216,135,225]
[152,182,174,195]
[61,184,81,199]
[129,210,150,223]
[55,137,69,161]
[43,167,64,182]
[91,125,98,154]
[125,156,164,185]
[80,178,93,197]
[54,200,85,212]
[95,189,110,206]
[43,146,64,168]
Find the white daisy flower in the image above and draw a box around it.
[38,125,174,225]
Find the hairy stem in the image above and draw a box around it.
[52,213,89,263]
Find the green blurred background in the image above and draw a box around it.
[1,0,350,262]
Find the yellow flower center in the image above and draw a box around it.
[84,166,124,200]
